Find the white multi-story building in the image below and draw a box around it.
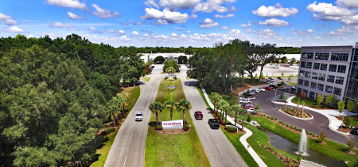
[297,45,354,100]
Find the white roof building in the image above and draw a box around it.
[139,52,193,63]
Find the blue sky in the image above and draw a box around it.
[1,0,357,47]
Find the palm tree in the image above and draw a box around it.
[107,93,127,126]
[337,100,345,127]
[218,99,229,123]
[210,92,222,113]
[164,100,176,120]
[166,66,175,74]
[178,99,192,123]
[149,101,164,127]
[231,104,242,127]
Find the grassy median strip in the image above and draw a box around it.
[145,79,210,167]
[91,86,141,167]
[253,116,358,167]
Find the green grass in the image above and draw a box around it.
[145,79,210,167]
[90,86,141,167]
[287,81,297,86]
[141,77,151,82]
[292,97,320,109]
[253,116,358,167]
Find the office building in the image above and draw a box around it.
[297,45,356,101]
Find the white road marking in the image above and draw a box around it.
[216,144,224,155]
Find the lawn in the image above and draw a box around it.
[145,79,210,167]
[287,81,298,86]
[253,116,358,167]
[292,97,320,109]
[90,86,141,167]
[141,77,151,82]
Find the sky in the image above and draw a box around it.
[1,0,358,47]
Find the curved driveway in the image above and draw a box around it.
[253,88,358,144]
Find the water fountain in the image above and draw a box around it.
[297,129,309,156]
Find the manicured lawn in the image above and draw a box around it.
[253,116,358,167]
[141,77,151,82]
[90,86,141,167]
[145,79,210,167]
[292,97,320,109]
[287,81,297,86]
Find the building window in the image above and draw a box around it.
[304,80,310,87]
[318,73,326,81]
[305,71,311,78]
[313,63,320,70]
[331,53,349,61]
[337,65,346,73]
[298,79,303,85]
[312,72,318,79]
[301,61,306,68]
[325,86,333,93]
[329,64,337,72]
[315,53,329,60]
[302,53,313,59]
[309,91,315,99]
[310,82,317,89]
[317,84,324,91]
[334,87,341,96]
[327,75,335,83]
[306,62,312,69]
[299,70,305,77]
[320,64,327,71]
[335,77,344,84]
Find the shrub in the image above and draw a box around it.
[347,140,356,152]
[101,127,115,135]
[225,126,237,133]
[318,132,326,143]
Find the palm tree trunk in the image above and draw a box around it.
[156,112,159,127]
[170,110,173,120]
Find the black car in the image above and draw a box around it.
[208,119,220,129]
[277,77,283,80]
[350,128,358,135]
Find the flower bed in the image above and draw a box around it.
[280,107,313,119]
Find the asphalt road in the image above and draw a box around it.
[252,88,358,144]
[104,66,163,167]
[179,66,248,167]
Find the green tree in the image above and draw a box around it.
[178,56,188,64]
[154,56,165,64]
[163,59,179,72]
[164,100,177,120]
[324,94,337,107]
[210,92,222,113]
[149,102,164,127]
[347,100,356,113]
[178,99,192,123]
[218,99,229,123]
[316,94,324,108]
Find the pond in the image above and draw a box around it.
[264,130,346,167]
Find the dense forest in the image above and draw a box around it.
[0,34,144,166]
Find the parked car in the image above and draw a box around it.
[239,98,252,104]
[268,77,274,80]
[246,108,256,113]
[244,104,255,109]
[350,128,358,135]
[277,77,283,80]
[135,112,143,121]
[194,111,203,120]
[245,96,256,100]
[208,119,220,129]
[264,86,274,90]
[258,88,266,92]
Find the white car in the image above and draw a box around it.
[246,108,256,113]
[135,112,143,121]
[258,88,266,92]
[238,97,248,100]
[239,99,252,104]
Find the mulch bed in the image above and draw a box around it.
[337,127,351,133]
[155,129,190,134]
[281,107,313,119]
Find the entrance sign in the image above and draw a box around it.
[162,120,183,129]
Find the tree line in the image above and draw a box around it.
[187,39,283,93]
[0,34,145,166]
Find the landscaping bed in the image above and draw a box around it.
[280,107,313,119]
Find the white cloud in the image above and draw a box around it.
[7,26,23,33]
[47,0,86,9]
[67,11,85,20]
[88,27,96,31]
[92,4,119,19]
[221,26,229,30]
[143,8,189,24]
[199,18,218,28]
[214,13,234,18]
[240,22,252,27]
[307,2,353,20]
[194,0,236,13]
[171,33,178,36]
[259,29,278,39]
[159,0,200,9]
[329,25,358,35]
[190,14,198,18]
[119,30,125,34]
[120,35,130,41]
[341,15,358,24]
[144,0,159,8]
[259,18,288,26]
[293,29,314,36]
[50,22,73,28]
[307,29,313,33]
[252,3,298,17]
[337,0,358,8]
[0,13,17,25]
[131,31,139,35]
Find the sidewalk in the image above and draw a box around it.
[202,88,267,167]
[273,96,357,134]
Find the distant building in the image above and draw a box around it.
[297,44,357,101]
[138,53,192,63]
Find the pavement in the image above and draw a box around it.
[104,65,163,167]
[252,88,358,145]
[178,66,248,167]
